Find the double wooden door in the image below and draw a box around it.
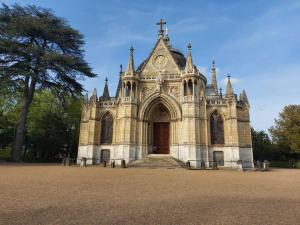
[153,122,170,154]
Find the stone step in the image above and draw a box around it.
[128,155,185,168]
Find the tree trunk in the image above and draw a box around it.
[11,78,36,162]
[11,99,30,161]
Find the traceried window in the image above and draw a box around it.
[210,111,224,145]
[101,112,113,144]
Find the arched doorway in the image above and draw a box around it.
[138,93,182,157]
[151,104,170,154]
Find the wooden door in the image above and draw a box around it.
[101,149,110,163]
[153,122,170,154]
[213,151,224,166]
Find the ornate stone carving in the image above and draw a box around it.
[142,86,155,97]
[169,86,179,98]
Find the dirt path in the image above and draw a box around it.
[0,164,299,225]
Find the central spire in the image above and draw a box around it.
[156,19,166,37]
[211,60,218,95]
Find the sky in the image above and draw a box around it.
[2,0,300,132]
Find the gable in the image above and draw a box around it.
[140,38,182,77]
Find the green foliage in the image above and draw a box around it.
[0,86,20,150]
[252,128,274,160]
[252,105,300,167]
[0,147,11,160]
[269,105,300,154]
[25,90,82,161]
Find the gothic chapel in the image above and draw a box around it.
[78,20,254,168]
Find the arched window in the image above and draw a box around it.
[132,82,136,98]
[183,81,187,96]
[210,111,224,145]
[125,82,131,97]
[188,79,193,95]
[101,112,113,144]
[194,80,198,96]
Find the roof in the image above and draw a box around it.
[206,85,217,96]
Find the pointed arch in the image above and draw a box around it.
[125,81,131,97]
[210,110,224,145]
[138,92,182,121]
[101,112,113,144]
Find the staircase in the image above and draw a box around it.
[128,154,185,169]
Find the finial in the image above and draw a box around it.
[120,64,123,73]
[212,60,215,68]
[130,46,134,52]
[188,42,192,50]
[219,88,223,96]
[227,74,231,79]
[105,77,108,82]
[156,19,166,37]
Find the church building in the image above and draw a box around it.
[77,20,254,168]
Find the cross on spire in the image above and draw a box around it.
[156,19,166,36]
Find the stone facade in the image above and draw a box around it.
[77,21,254,168]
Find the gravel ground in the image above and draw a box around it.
[0,164,299,225]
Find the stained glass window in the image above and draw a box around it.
[101,113,113,144]
[210,111,224,145]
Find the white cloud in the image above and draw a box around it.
[197,66,207,75]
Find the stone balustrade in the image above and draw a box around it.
[99,100,116,108]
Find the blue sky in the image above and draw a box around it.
[3,0,300,132]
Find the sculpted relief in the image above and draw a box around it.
[169,86,179,98]
[142,86,155,98]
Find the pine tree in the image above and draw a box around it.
[0,4,96,161]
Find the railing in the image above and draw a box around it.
[206,99,226,105]
[99,100,116,108]
[122,97,138,104]
[182,95,195,102]
[140,74,181,80]
[124,97,131,102]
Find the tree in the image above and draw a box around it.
[251,128,273,160]
[0,4,96,161]
[0,81,20,151]
[26,90,82,161]
[269,105,300,154]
